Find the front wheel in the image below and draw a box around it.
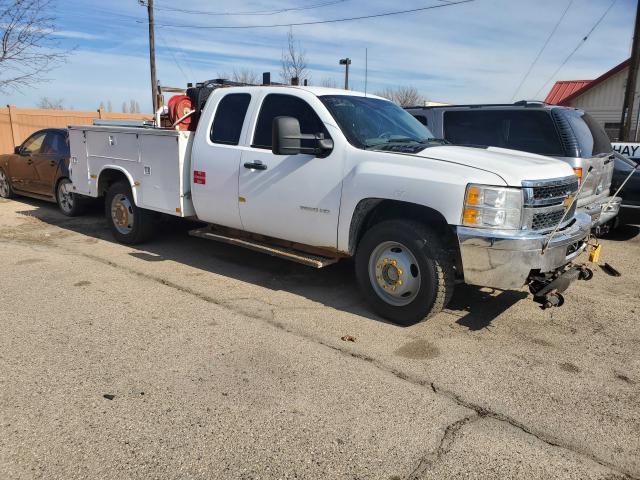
[56,178,84,217]
[355,220,455,326]
[105,181,154,244]
[0,169,14,199]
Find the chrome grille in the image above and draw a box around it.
[522,176,579,232]
[532,180,579,202]
[531,210,564,230]
[523,176,579,207]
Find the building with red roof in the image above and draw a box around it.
[544,59,636,141]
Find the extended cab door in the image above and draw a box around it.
[190,91,253,230]
[238,92,344,248]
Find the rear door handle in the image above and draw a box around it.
[243,161,267,171]
[49,160,57,167]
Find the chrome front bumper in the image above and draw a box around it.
[580,196,622,227]
[457,212,591,290]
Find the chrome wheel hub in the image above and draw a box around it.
[58,181,74,213]
[368,241,421,306]
[111,193,134,234]
[0,171,9,197]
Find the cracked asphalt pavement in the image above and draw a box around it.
[1,197,639,479]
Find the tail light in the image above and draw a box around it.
[573,167,583,185]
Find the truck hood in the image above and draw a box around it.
[414,145,575,186]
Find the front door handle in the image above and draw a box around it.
[26,159,33,165]
[243,161,267,171]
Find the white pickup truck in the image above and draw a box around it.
[69,85,593,325]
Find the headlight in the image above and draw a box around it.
[462,184,523,230]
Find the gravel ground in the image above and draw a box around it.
[0,196,639,480]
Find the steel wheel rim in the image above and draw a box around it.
[368,241,421,307]
[111,193,134,234]
[0,171,9,197]
[58,180,74,213]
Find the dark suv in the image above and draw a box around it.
[406,103,620,233]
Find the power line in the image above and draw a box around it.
[156,29,191,83]
[152,0,350,17]
[533,0,618,100]
[510,0,573,101]
[143,1,475,30]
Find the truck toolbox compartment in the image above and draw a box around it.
[69,125,195,218]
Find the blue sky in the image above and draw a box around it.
[0,0,635,112]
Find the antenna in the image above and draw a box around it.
[365,48,368,96]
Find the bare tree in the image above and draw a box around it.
[280,29,309,85]
[122,102,128,113]
[320,77,338,88]
[129,99,141,114]
[375,86,425,107]
[37,96,64,109]
[0,0,70,92]
[232,68,258,85]
[394,86,424,107]
[375,87,396,102]
[107,100,112,112]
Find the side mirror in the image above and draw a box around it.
[14,146,22,155]
[272,116,302,155]
[272,116,334,157]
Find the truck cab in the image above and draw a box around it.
[69,85,593,325]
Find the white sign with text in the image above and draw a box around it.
[613,143,640,160]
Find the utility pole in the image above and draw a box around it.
[619,0,640,142]
[144,0,158,112]
[339,58,351,90]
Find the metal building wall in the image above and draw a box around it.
[566,66,640,141]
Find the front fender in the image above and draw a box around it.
[337,151,505,252]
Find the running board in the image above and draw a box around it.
[188,227,340,268]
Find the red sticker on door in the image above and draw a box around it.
[194,170,206,185]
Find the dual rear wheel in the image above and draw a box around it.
[105,181,154,244]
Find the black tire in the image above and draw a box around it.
[0,168,15,199]
[105,181,154,244]
[355,219,455,326]
[56,178,85,217]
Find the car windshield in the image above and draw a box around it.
[320,95,437,149]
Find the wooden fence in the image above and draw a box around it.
[0,106,152,154]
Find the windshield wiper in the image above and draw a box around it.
[419,138,448,145]
[382,137,418,143]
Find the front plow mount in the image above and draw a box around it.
[528,264,593,309]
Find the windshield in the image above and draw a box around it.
[320,95,437,149]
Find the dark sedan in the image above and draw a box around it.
[611,152,640,224]
[0,128,82,216]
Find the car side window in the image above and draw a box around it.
[42,132,70,155]
[414,114,428,126]
[252,94,330,150]
[210,93,252,145]
[562,111,612,157]
[443,110,564,156]
[21,132,47,155]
